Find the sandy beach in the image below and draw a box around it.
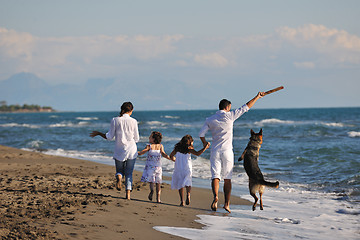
[0,145,251,239]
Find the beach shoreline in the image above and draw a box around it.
[0,145,251,239]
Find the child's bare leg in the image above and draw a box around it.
[186,186,191,205]
[179,188,185,206]
[148,182,154,201]
[156,183,161,203]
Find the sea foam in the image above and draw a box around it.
[76,117,99,121]
[0,123,40,128]
[254,118,296,126]
[348,131,360,137]
[162,115,180,119]
[155,181,359,240]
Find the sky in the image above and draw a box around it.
[1,0,360,111]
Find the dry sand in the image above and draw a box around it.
[0,145,251,239]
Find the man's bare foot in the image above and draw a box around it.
[180,201,185,206]
[211,198,218,211]
[223,206,231,213]
[148,191,153,201]
[116,175,122,191]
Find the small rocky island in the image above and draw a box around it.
[0,101,55,113]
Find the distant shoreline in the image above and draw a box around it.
[0,109,56,113]
[0,103,55,113]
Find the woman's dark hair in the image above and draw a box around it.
[219,99,231,110]
[151,131,162,144]
[174,135,193,154]
[120,102,134,116]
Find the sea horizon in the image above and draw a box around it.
[3,105,356,114]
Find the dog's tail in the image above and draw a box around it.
[261,180,279,188]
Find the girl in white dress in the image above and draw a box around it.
[138,131,172,203]
[170,135,210,206]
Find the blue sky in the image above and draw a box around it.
[1,0,359,110]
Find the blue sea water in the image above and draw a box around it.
[1,107,359,239]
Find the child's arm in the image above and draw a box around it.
[189,142,210,156]
[169,149,176,162]
[160,145,174,161]
[138,145,150,156]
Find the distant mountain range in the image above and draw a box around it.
[0,73,117,111]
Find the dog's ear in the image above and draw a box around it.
[250,129,255,135]
[259,128,263,135]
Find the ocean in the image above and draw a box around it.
[0,107,359,239]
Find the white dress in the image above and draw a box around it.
[171,152,192,190]
[141,145,162,183]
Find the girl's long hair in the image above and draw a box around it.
[120,102,134,116]
[174,135,193,154]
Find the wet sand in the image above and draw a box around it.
[0,145,251,239]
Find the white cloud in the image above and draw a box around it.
[275,24,360,66]
[214,24,360,72]
[0,28,34,60]
[277,24,360,50]
[194,52,228,68]
[0,27,184,82]
[129,34,184,59]
[0,24,360,84]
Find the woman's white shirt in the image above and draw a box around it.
[106,114,139,161]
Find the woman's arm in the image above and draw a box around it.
[134,120,140,143]
[90,131,107,140]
